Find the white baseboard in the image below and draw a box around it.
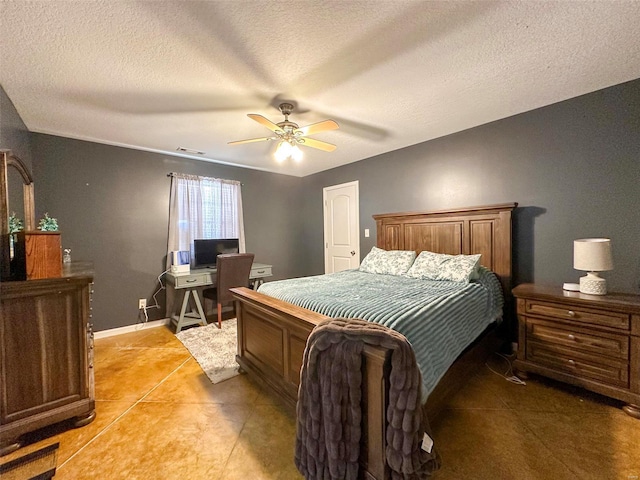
[94,318,171,339]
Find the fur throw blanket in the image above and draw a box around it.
[295,318,440,479]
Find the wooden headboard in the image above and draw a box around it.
[373,203,517,294]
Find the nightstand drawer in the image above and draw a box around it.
[526,342,629,388]
[524,299,629,330]
[173,273,210,288]
[251,266,272,278]
[526,320,629,360]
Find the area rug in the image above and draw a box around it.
[175,319,240,384]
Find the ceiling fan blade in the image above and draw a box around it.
[247,114,283,133]
[228,136,275,145]
[300,137,337,152]
[296,119,339,137]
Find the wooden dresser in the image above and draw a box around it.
[512,284,640,418]
[0,274,96,455]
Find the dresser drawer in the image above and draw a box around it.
[526,342,629,388]
[524,299,629,330]
[173,273,210,288]
[526,319,629,360]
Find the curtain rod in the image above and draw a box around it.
[167,172,243,185]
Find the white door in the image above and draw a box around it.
[323,181,360,274]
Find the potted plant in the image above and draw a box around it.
[8,212,24,257]
[37,212,59,231]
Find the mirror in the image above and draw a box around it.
[8,168,25,218]
[1,150,35,280]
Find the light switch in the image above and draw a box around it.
[364,229,370,238]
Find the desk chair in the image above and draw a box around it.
[202,253,254,329]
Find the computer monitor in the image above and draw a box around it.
[193,238,240,268]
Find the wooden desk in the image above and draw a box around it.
[166,263,272,332]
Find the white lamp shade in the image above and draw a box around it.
[574,238,613,272]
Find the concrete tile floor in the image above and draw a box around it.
[3,324,639,479]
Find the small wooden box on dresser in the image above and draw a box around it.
[512,284,640,419]
[0,272,96,456]
[13,231,63,280]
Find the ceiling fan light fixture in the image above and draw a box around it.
[274,141,291,162]
[291,145,303,162]
[231,102,339,158]
[274,140,303,163]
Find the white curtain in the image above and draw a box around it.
[167,173,245,268]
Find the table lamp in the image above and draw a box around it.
[573,238,613,295]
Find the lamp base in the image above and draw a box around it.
[579,272,607,295]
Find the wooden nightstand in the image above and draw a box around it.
[512,284,640,419]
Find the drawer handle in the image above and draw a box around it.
[186,279,197,283]
[567,334,576,341]
[256,270,265,274]
[567,359,576,367]
[567,310,576,317]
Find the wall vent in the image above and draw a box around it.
[176,147,205,155]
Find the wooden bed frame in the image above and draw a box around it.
[231,203,517,480]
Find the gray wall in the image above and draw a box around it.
[302,79,640,295]
[0,85,32,167]
[1,85,32,218]
[31,135,306,331]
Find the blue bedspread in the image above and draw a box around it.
[258,267,503,400]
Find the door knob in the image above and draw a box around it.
[351,251,356,256]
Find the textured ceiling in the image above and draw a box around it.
[2,1,639,177]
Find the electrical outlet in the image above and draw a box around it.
[138,298,147,310]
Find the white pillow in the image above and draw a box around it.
[359,246,416,276]
[405,251,481,283]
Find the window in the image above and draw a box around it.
[167,173,245,267]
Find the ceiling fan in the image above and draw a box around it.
[228,102,339,162]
